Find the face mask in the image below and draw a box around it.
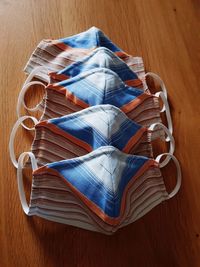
[47,47,143,88]
[10,105,174,168]
[17,147,181,234]
[24,26,145,84]
[17,68,173,139]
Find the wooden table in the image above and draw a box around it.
[1,1,200,266]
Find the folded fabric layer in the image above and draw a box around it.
[10,106,174,168]
[30,105,173,165]
[38,68,171,139]
[17,148,181,234]
[49,47,143,88]
[18,68,172,140]
[30,166,167,234]
[23,26,146,85]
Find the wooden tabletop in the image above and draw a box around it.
[1,1,200,266]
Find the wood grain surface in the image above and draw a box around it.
[1,0,200,266]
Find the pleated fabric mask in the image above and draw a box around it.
[24,26,145,84]
[27,47,143,89]
[17,147,181,234]
[17,68,173,139]
[10,105,174,167]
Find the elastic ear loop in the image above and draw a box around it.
[24,66,50,84]
[17,152,38,215]
[155,91,173,140]
[148,122,175,165]
[155,153,181,199]
[17,81,46,130]
[9,116,38,168]
[145,72,168,99]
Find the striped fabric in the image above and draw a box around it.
[39,68,163,139]
[13,26,180,234]
[23,26,146,86]
[49,47,143,88]
[32,105,153,166]
[29,146,168,233]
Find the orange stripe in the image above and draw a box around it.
[115,51,130,59]
[36,121,93,152]
[46,84,69,95]
[46,84,89,109]
[49,72,70,81]
[123,127,148,153]
[125,79,143,88]
[33,160,158,225]
[121,93,151,113]
[53,42,71,51]
[53,42,95,54]
[65,90,89,108]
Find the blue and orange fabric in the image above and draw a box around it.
[47,68,151,113]
[24,26,144,83]
[56,26,122,53]
[49,47,143,88]
[33,146,158,225]
[36,104,147,154]
[11,26,181,234]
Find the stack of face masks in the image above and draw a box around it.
[9,27,181,235]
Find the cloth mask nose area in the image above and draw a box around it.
[23,27,145,83]
[32,105,146,165]
[32,106,174,166]
[42,69,159,121]
[59,26,121,51]
[49,47,143,88]
[32,107,174,166]
[10,105,174,167]
[17,147,181,234]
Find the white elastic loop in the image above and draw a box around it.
[17,152,38,215]
[9,116,38,168]
[145,72,167,99]
[148,122,175,148]
[18,81,46,112]
[155,153,181,199]
[155,91,173,139]
[17,81,45,130]
[148,122,175,165]
[24,66,50,84]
